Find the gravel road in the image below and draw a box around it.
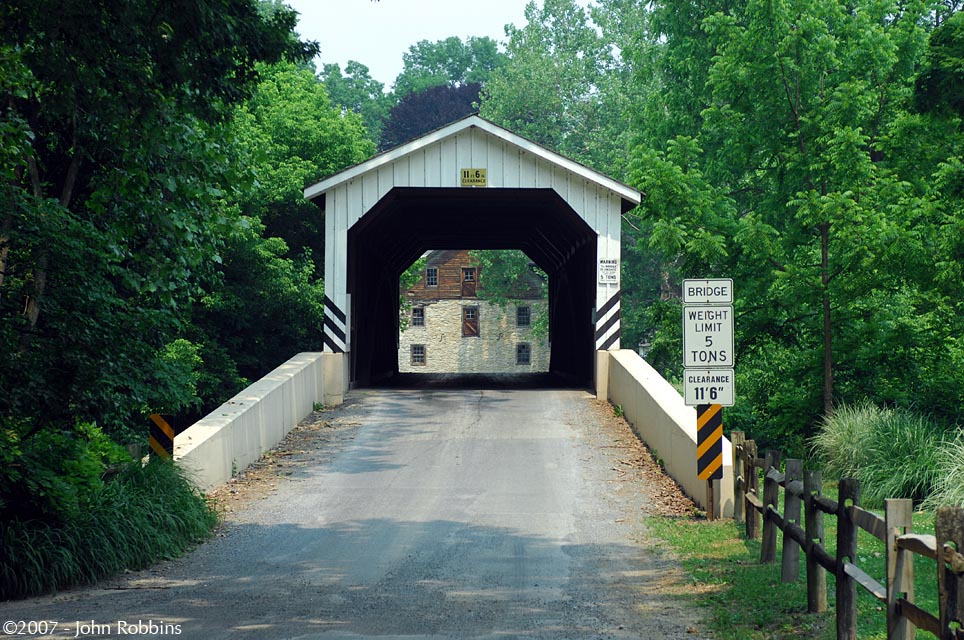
[1,387,707,639]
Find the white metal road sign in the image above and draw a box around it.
[684,369,735,406]
[682,278,733,305]
[683,304,734,368]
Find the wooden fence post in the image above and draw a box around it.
[781,459,803,582]
[746,439,759,540]
[936,506,964,640]
[732,431,745,525]
[886,498,915,640]
[804,470,827,613]
[836,478,860,640]
[761,449,781,564]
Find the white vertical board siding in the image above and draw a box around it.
[321,183,352,352]
[394,155,411,188]
[441,137,458,187]
[487,138,505,188]
[457,130,472,171]
[377,165,394,201]
[519,152,538,188]
[502,145,520,188]
[409,149,425,187]
[361,173,378,220]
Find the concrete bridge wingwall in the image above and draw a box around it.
[174,352,347,491]
[597,349,735,518]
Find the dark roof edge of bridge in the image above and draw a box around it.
[303,114,642,208]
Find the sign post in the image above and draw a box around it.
[682,278,735,520]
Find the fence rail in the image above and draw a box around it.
[730,431,964,640]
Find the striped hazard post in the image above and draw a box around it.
[697,403,724,479]
[697,403,724,520]
[149,413,174,460]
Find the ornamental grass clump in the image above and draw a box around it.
[809,401,882,479]
[923,431,964,510]
[811,403,947,508]
[857,409,947,508]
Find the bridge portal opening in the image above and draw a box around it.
[347,188,597,387]
[397,249,550,376]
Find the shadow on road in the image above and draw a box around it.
[370,372,587,391]
[0,518,702,639]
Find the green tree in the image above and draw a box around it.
[0,0,314,435]
[321,60,393,143]
[469,250,549,340]
[915,9,964,118]
[626,0,954,449]
[393,36,507,98]
[188,61,374,407]
[233,61,373,271]
[479,0,619,171]
[380,82,482,150]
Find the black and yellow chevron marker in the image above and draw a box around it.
[149,413,174,460]
[696,403,724,481]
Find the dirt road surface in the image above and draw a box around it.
[1,387,707,639]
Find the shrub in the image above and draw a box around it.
[0,421,131,522]
[0,459,217,599]
[857,410,947,507]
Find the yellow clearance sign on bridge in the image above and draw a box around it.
[460,168,487,187]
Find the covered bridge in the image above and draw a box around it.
[304,115,641,394]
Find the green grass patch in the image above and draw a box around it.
[0,459,217,600]
[648,498,941,639]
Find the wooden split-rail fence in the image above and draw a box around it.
[730,431,964,640]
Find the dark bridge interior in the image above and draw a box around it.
[343,187,598,387]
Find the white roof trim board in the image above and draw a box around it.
[303,114,641,206]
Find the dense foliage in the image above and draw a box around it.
[0,0,371,589]
[0,0,315,437]
[616,0,964,452]
[469,250,550,340]
[324,35,507,150]
[1,455,217,599]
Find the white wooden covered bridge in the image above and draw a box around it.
[303,114,641,392]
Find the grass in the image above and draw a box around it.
[923,432,964,509]
[0,459,218,600]
[810,403,950,508]
[647,487,941,639]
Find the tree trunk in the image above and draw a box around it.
[20,139,81,344]
[0,214,10,291]
[820,222,833,416]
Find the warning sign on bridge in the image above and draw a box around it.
[598,259,619,284]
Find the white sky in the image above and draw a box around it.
[284,0,534,89]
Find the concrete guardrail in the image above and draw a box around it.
[597,349,734,518]
[174,352,331,491]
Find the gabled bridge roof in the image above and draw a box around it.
[304,114,641,211]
